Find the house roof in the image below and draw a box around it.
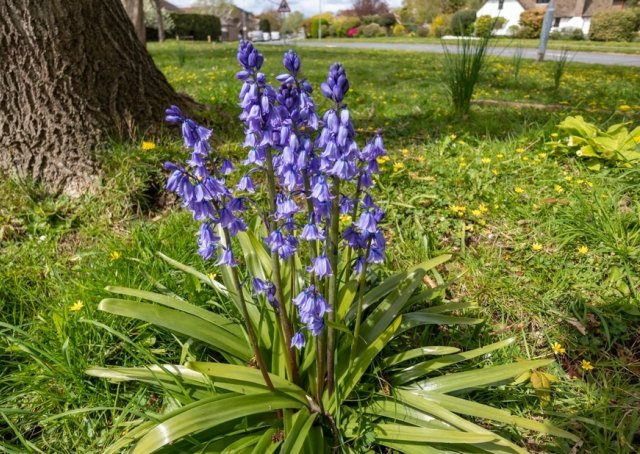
[551,0,624,17]
[158,0,181,12]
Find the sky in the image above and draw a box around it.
[170,0,403,16]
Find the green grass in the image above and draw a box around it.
[315,36,640,55]
[1,41,639,452]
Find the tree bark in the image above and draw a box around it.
[0,0,195,196]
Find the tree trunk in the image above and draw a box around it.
[125,0,146,45]
[153,0,165,42]
[0,0,195,196]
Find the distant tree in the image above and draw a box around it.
[352,0,390,17]
[281,11,305,34]
[259,9,283,32]
[441,0,466,14]
[259,18,271,33]
[125,0,146,44]
[196,0,236,23]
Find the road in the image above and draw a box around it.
[265,40,640,67]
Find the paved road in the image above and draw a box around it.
[265,40,640,67]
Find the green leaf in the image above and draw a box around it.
[132,393,304,454]
[391,339,515,385]
[330,317,401,412]
[156,252,227,294]
[98,298,251,361]
[381,346,461,368]
[251,429,281,454]
[280,408,317,454]
[408,391,579,441]
[409,359,554,394]
[372,423,497,444]
[222,433,262,453]
[398,312,483,335]
[186,362,309,405]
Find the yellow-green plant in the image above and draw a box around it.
[554,115,640,169]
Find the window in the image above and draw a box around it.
[554,17,561,26]
[536,0,550,3]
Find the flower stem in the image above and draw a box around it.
[222,228,275,392]
[344,173,363,283]
[326,177,341,396]
[349,239,372,367]
[316,333,325,406]
[264,147,299,385]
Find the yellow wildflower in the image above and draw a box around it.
[110,251,121,261]
[516,147,525,154]
[532,243,543,252]
[552,342,566,354]
[377,156,390,164]
[554,185,564,194]
[449,205,466,217]
[550,133,559,138]
[496,153,504,159]
[514,187,524,194]
[492,169,499,176]
[565,175,573,182]
[618,105,631,112]
[472,209,482,217]
[69,300,84,312]
[340,214,352,223]
[141,141,156,150]
[479,204,488,214]
[577,245,589,255]
[481,157,491,164]
[401,148,409,156]
[581,360,594,371]
[393,162,405,172]
[449,134,457,140]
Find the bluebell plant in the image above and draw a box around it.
[89,43,577,453]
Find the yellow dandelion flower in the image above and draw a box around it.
[554,185,564,193]
[581,360,594,371]
[472,209,482,217]
[537,153,547,159]
[492,169,499,176]
[522,156,529,161]
[110,251,121,261]
[377,156,390,164]
[449,134,457,140]
[481,157,491,164]
[142,141,156,150]
[416,156,425,163]
[552,342,566,354]
[577,245,589,255]
[401,148,409,156]
[479,204,488,214]
[69,300,84,312]
[340,214,352,223]
[515,187,524,194]
[565,175,573,182]
[532,243,543,252]
[516,147,525,154]
[618,105,631,112]
[496,153,504,159]
[393,162,405,172]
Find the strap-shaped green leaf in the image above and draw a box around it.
[382,346,461,368]
[186,362,309,405]
[98,298,251,361]
[280,408,317,454]
[372,423,497,443]
[132,393,304,454]
[391,339,515,385]
[406,390,579,441]
[330,317,401,412]
[156,252,228,294]
[409,359,554,394]
[397,312,483,336]
[105,286,244,339]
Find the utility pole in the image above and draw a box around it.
[537,0,556,61]
[318,0,322,40]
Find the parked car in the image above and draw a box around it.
[248,30,263,42]
[270,31,280,40]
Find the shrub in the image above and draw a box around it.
[347,26,360,37]
[309,16,331,38]
[450,10,477,36]
[362,14,382,25]
[392,23,406,36]
[259,18,271,33]
[430,14,450,37]
[551,27,584,40]
[589,10,637,42]
[417,24,430,36]
[362,22,383,37]
[169,13,221,41]
[474,15,506,37]
[329,16,361,37]
[518,9,545,38]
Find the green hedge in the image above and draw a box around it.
[168,13,221,41]
[589,10,637,42]
[450,10,477,36]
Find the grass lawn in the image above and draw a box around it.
[1,41,639,452]
[314,36,640,55]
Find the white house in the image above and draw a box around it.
[476,0,628,36]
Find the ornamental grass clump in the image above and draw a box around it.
[88,43,577,452]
